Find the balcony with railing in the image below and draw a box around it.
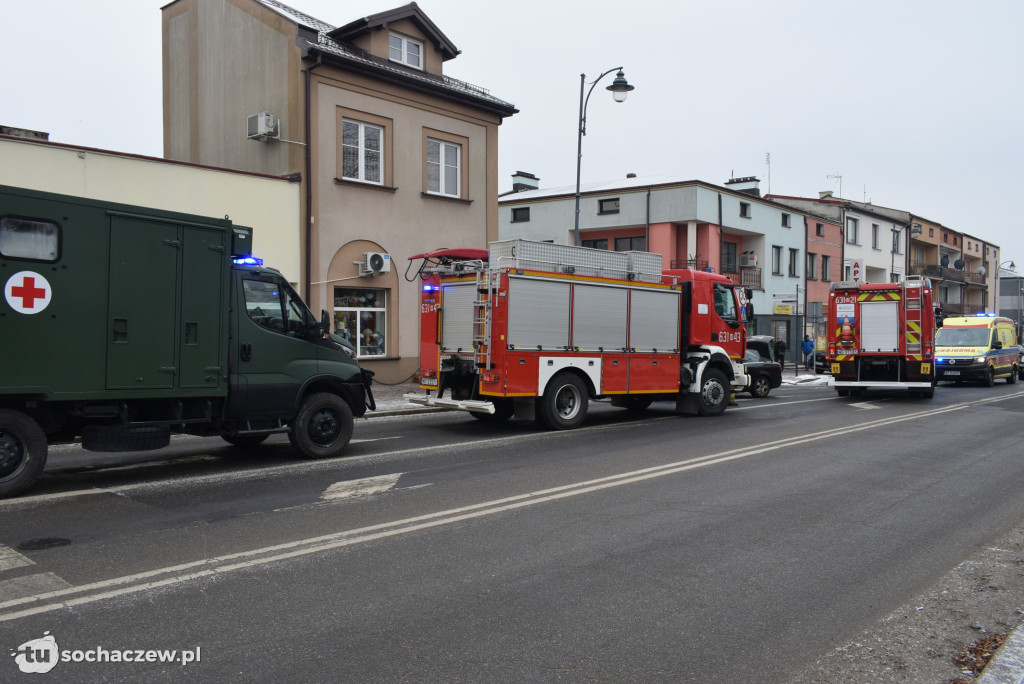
[669,260,763,290]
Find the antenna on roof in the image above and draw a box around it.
[765,152,771,195]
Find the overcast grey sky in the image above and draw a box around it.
[3,0,1022,266]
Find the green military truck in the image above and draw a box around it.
[0,185,374,497]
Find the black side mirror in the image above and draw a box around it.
[320,310,331,337]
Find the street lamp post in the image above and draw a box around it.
[1001,260,1020,337]
[574,68,635,247]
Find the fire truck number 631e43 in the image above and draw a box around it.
[404,240,749,429]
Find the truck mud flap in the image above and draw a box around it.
[362,368,376,411]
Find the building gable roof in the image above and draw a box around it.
[251,0,515,117]
[327,2,460,62]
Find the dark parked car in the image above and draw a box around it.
[743,336,783,398]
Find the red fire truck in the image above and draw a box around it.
[826,276,936,397]
[404,240,749,429]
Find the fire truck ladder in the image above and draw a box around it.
[473,267,495,369]
[903,276,925,362]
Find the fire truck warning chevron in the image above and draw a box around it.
[404,240,749,429]
[826,277,937,397]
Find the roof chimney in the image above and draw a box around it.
[511,170,539,193]
[626,173,637,179]
[818,191,834,199]
[725,176,761,197]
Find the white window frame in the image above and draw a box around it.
[788,248,799,277]
[426,138,461,197]
[821,255,832,281]
[389,32,423,70]
[772,245,782,275]
[806,252,817,280]
[333,287,387,359]
[341,119,383,185]
[846,217,859,245]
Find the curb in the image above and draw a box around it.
[977,621,1024,684]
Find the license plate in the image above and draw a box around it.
[421,378,439,386]
[943,370,960,376]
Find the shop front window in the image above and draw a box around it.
[334,287,387,358]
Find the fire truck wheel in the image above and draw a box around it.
[538,373,588,430]
[697,369,729,416]
[471,399,514,422]
[291,393,354,459]
[0,410,48,498]
[985,367,996,387]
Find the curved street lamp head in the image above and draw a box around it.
[606,69,635,103]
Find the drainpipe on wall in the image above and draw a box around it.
[645,188,651,249]
[303,55,322,304]
[717,193,723,274]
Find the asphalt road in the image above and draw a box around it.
[2,381,1023,682]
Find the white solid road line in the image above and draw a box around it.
[1,391,1020,622]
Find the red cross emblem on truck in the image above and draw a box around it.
[4,271,52,314]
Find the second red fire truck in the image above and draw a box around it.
[404,240,749,429]
[826,276,937,397]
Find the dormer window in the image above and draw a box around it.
[389,33,423,70]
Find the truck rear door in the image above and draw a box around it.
[860,300,899,353]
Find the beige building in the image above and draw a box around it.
[162,0,517,381]
[0,132,300,282]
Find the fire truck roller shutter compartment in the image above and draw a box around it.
[629,289,681,352]
[507,277,570,350]
[572,284,627,351]
[860,300,900,353]
[441,283,477,353]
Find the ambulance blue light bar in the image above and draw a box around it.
[233,256,264,266]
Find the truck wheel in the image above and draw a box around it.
[537,373,588,430]
[697,369,729,416]
[291,393,354,459]
[0,410,48,498]
[221,434,270,447]
[749,375,772,398]
[471,399,514,423]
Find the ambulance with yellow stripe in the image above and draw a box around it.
[934,315,1019,386]
[826,277,937,397]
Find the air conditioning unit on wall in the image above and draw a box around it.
[246,111,279,141]
[361,252,391,275]
[740,253,758,267]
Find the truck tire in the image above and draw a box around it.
[471,399,514,423]
[0,410,48,498]
[81,425,170,452]
[697,369,729,416]
[537,372,588,430]
[291,393,354,459]
[221,434,270,447]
